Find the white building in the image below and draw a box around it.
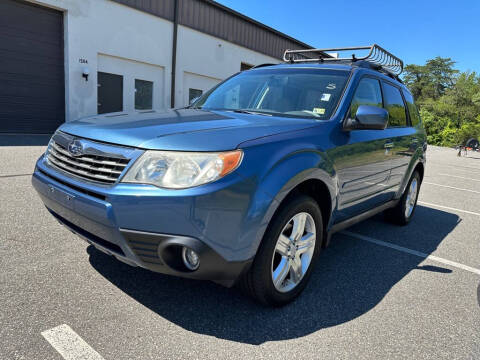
[0,0,311,133]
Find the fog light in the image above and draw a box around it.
[182,247,200,270]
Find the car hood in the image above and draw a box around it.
[58,109,316,151]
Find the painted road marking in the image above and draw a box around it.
[436,173,480,182]
[0,173,33,178]
[429,161,480,172]
[418,201,480,216]
[41,324,105,360]
[423,182,480,195]
[341,231,480,276]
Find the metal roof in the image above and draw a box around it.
[111,0,312,59]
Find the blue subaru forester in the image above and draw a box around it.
[32,45,426,306]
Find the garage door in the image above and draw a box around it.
[0,0,64,133]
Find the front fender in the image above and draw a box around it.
[236,144,337,259]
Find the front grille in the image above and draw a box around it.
[47,141,130,184]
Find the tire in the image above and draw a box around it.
[384,170,421,225]
[240,194,323,306]
[466,138,479,150]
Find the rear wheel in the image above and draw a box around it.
[384,171,421,225]
[241,195,322,306]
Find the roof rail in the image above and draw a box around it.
[283,44,404,76]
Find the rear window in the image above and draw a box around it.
[383,82,407,127]
[194,68,350,120]
[402,90,421,127]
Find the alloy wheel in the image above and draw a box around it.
[271,212,316,293]
[405,178,418,218]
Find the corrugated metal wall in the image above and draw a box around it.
[112,0,176,20]
[111,0,310,59]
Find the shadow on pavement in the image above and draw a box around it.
[0,134,51,146]
[88,205,459,345]
[415,264,453,273]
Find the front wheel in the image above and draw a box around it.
[384,170,421,225]
[241,195,322,306]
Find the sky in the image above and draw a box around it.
[217,0,480,73]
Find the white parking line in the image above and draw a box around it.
[437,173,480,182]
[430,162,480,172]
[341,231,480,276]
[423,182,480,195]
[418,201,480,216]
[41,324,105,360]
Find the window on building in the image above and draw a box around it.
[349,78,383,119]
[240,62,253,71]
[383,82,407,127]
[402,90,421,127]
[135,79,153,110]
[97,72,123,114]
[189,88,203,104]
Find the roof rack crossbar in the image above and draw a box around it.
[283,44,404,75]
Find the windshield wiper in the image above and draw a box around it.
[228,109,272,116]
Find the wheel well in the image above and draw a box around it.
[413,162,424,182]
[277,179,332,245]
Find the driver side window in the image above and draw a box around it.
[350,78,383,119]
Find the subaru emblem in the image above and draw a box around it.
[68,139,83,157]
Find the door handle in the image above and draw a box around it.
[384,142,394,149]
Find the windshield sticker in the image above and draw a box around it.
[321,93,331,102]
[313,108,326,115]
[326,83,336,90]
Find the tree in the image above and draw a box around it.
[425,57,458,99]
[403,57,458,102]
[403,64,427,100]
[403,58,479,146]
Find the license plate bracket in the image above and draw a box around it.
[47,184,76,210]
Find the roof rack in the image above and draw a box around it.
[250,63,276,69]
[283,44,404,76]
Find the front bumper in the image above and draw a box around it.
[32,156,258,284]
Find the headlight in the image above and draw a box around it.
[122,150,243,189]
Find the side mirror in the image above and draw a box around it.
[343,105,389,131]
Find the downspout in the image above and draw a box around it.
[170,0,179,108]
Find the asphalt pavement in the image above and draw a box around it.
[1,137,479,359]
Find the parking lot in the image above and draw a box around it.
[1,137,479,359]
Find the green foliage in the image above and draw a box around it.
[403,57,480,146]
[387,104,407,126]
[455,120,480,145]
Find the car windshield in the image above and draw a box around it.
[193,68,350,120]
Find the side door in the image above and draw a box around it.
[332,77,394,222]
[380,81,417,196]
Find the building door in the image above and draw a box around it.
[97,72,123,114]
[0,0,65,133]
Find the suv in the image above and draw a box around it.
[32,45,426,306]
